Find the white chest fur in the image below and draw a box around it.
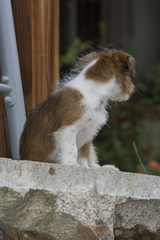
[48,59,122,166]
[49,71,111,165]
[64,69,111,150]
[50,101,108,166]
[76,104,108,149]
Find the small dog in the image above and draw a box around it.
[20,49,135,168]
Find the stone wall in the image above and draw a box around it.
[0,158,160,240]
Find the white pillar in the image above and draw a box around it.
[0,0,26,159]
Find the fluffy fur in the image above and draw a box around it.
[20,49,135,168]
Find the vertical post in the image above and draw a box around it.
[12,0,59,115]
[0,0,26,159]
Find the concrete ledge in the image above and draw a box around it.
[0,158,160,240]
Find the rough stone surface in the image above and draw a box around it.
[0,158,160,240]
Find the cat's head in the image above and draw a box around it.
[77,49,135,102]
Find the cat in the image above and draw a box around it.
[20,49,135,168]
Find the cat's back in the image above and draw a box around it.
[19,87,85,161]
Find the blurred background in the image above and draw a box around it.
[60,0,160,175]
[0,0,160,175]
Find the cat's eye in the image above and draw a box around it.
[124,64,129,71]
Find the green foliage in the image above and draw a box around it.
[137,63,160,110]
[95,100,143,172]
[60,38,90,69]
[133,141,147,174]
[133,142,160,176]
[152,63,160,108]
[97,21,107,47]
[60,21,107,71]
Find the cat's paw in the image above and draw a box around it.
[61,160,78,166]
[89,163,101,169]
[78,157,89,168]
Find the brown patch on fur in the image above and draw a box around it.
[79,142,91,159]
[20,87,85,162]
[85,49,135,95]
[76,52,101,68]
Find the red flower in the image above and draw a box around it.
[136,168,143,173]
[149,160,159,168]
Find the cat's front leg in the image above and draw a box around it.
[78,142,100,168]
[88,143,100,168]
[78,142,90,168]
[53,126,78,165]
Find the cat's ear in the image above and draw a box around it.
[75,52,101,68]
[84,54,114,82]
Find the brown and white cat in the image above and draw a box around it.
[20,49,135,168]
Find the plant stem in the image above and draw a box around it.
[133,141,148,174]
